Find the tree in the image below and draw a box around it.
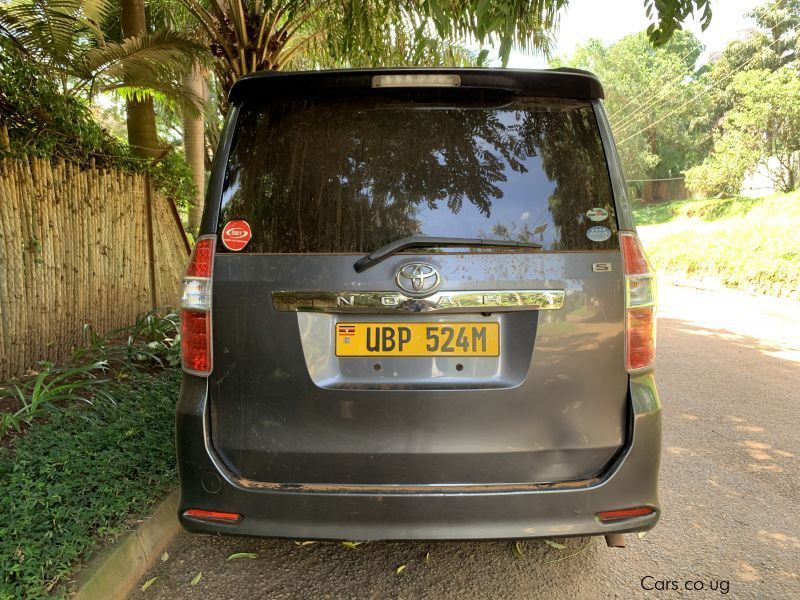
[554,30,706,199]
[174,0,563,110]
[149,0,212,230]
[181,65,208,231]
[0,0,204,158]
[701,0,799,133]
[177,0,716,108]
[121,0,160,159]
[687,67,800,194]
[685,0,800,196]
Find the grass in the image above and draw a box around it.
[0,372,180,599]
[633,192,800,300]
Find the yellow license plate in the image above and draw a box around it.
[335,323,499,357]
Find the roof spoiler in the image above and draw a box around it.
[228,68,604,104]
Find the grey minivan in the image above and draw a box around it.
[177,68,661,543]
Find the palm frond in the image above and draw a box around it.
[84,29,205,83]
[103,80,205,117]
[418,0,566,63]
[0,11,31,54]
[291,1,562,71]
[77,0,113,28]
[0,0,114,74]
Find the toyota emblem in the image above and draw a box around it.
[395,263,441,297]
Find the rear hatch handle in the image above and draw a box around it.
[354,236,543,273]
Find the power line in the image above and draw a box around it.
[607,40,704,123]
[612,73,693,134]
[612,2,787,135]
[616,29,790,147]
[611,0,786,133]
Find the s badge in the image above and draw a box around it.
[592,263,612,272]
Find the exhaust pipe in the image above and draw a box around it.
[604,533,626,548]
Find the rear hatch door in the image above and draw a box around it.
[208,75,627,486]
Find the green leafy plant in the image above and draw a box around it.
[71,323,119,365]
[0,362,110,436]
[125,311,182,370]
[0,52,199,210]
[70,310,181,376]
[687,67,800,197]
[0,53,137,167]
[0,0,203,106]
[0,372,179,597]
[0,311,181,437]
[150,150,198,215]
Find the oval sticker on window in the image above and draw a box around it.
[586,207,608,222]
[221,220,252,251]
[586,226,611,242]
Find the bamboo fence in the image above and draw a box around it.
[0,154,190,380]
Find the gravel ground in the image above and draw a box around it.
[134,284,800,599]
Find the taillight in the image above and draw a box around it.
[620,232,656,371]
[181,235,215,376]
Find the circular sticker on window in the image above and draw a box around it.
[221,220,252,251]
[586,226,612,242]
[586,207,608,222]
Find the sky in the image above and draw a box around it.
[501,0,759,68]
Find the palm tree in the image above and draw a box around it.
[0,0,205,158]
[149,0,211,230]
[121,0,163,159]
[177,0,565,109]
[181,63,208,231]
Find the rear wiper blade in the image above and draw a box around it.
[354,235,543,273]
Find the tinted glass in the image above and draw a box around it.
[219,93,616,253]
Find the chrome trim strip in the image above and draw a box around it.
[272,290,565,313]
[235,476,601,494]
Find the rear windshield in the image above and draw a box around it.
[219,92,616,253]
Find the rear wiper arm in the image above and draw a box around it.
[354,235,543,273]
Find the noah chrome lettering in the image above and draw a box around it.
[272,290,565,313]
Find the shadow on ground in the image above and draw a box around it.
[134,534,614,599]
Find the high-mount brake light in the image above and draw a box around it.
[181,235,216,376]
[372,74,461,88]
[619,232,657,371]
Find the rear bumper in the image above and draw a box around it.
[176,373,661,540]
